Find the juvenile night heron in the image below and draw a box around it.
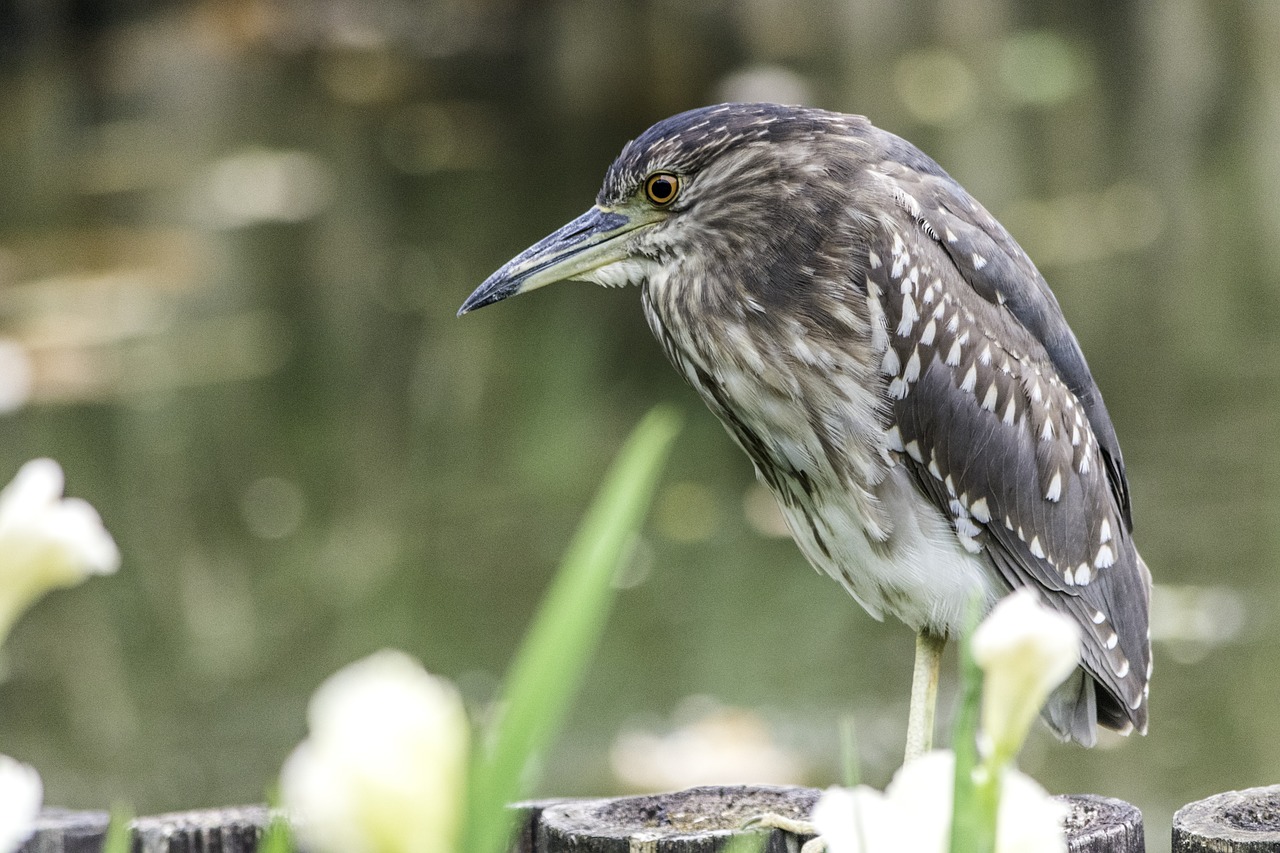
[460,103,1152,756]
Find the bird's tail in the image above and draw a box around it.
[1043,668,1098,747]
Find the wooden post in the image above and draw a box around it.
[1173,785,1280,852]
[518,785,1145,852]
[530,785,818,852]
[20,789,1147,853]
[132,806,270,853]
[21,809,109,853]
[1063,794,1145,853]
[21,807,270,853]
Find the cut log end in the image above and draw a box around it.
[1173,785,1280,853]
[530,785,818,852]
[1059,794,1146,853]
[519,786,1144,852]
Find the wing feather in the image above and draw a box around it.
[863,158,1151,737]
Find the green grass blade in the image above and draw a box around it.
[721,831,767,853]
[838,713,860,788]
[102,803,133,853]
[466,404,683,853]
[259,786,295,853]
[949,598,995,853]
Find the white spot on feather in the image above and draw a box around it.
[1046,471,1062,502]
[903,348,921,382]
[960,364,977,392]
[891,253,909,279]
[1002,398,1016,425]
[1100,518,1112,543]
[1105,632,1118,650]
[1095,544,1115,568]
[981,383,998,411]
[972,253,987,269]
[1029,536,1045,559]
[1076,564,1091,585]
[969,497,990,523]
[905,440,923,463]
[897,296,918,336]
[946,339,963,366]
[885,425,904,451]
[920,319,937,345]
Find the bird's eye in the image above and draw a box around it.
[644,172,681,206]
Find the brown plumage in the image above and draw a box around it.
[460,103,1151,748]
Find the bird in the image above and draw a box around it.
[459,103,1151,758]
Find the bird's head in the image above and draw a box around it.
[458,103,871,316]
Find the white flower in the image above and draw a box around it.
[0,459,120,643]
[994,765,1070,853]
[0,755,43,853]
[972,589,1081,761]
[813,752,1067,853]
[811,785,895,853]
[280,650,470,853]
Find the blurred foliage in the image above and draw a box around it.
[467,405,679,853]
[0,3,1277,853]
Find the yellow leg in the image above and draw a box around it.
[905,631,946,763]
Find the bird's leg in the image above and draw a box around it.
[904,630,946,763]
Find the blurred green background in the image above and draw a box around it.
[0,2,1276,851]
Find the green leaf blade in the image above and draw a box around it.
[466,405,683,853]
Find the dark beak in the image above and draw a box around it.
[458,206,657,316]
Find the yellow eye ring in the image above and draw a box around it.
[644,172,681,206]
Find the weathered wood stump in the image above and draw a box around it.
[1064,794,1146,853]
[1173,785,1280,852]
[514,785,1145,852]
[132,806,270,853]
[21,809,110,853]
[521,786,818,852]
[19,789,1145,853]
[21,807,270,853]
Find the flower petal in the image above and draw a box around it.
[281,650,470,853]
[0,756,43,853]
[972,590,1081,759]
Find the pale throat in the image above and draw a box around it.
[580,257,661,289]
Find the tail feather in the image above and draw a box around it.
[1043,669,1098,747]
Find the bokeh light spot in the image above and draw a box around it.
[203,150,335,228]
[893,49,975,125]
[240,476,306,540]
[715,65,814,106]
[0,339,34,414]
[998,31,1086,107]
[743,483,790,538]
[653,481,720,543]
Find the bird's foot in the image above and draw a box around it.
[742,813,826,852]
